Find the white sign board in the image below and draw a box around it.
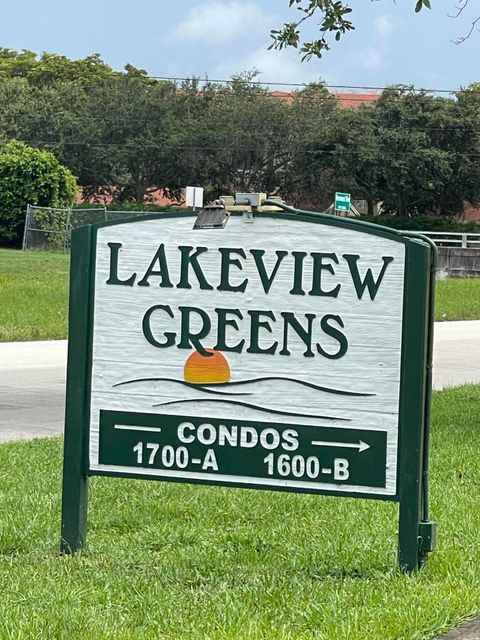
[87,214,405,496]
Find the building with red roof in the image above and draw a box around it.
[269,90,380,108]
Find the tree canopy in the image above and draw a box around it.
[0,49,479,239]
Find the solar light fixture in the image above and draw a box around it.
[193,200,230,230]
[235,192,267,207]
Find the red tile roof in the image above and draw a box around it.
[270,90,380,108]
[333,92,380,108]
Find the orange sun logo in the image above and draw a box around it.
[183,349,230,384]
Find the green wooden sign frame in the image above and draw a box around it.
[60,207,437,571]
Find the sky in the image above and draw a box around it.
[0,0,479,93]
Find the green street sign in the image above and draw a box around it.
[61,206,437,571]
[335,192,351,211]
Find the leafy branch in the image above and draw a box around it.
[269,0,432,59]
[269,0,354,61]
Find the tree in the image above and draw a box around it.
[0,48,37,76]
[0,77,34,144]
[321,105,383,215]
[334,87,480,218]
[269,0,433,60]
[0,49,115,86]
[191,73,295,197]
[81,75,186,203]
[298,85,480,218]
[279,82,339,207]
[373,87,480,217]
[2,48,478,220]
[0,51,181,203]
[0,141,77,246]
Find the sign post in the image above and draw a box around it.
[61,203,436,571]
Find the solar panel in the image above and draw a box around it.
[193,205,230,230]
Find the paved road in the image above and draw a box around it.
[1,321,480,443]
[0,340,67,443]
[433,320,480,389]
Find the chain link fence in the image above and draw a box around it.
[22,205,152,251]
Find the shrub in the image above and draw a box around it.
[0,140,77,247]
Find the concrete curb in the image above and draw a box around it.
[438,618,480,639]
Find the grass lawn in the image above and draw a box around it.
[0,385,479,639]
[1,248,480,342]
[0,248,69,341]
[435,277,480,321]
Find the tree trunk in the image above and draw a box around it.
[367,198,375,216]
[135,182,146,204]
[398,192,409,219]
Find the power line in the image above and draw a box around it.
[2,73,475,108]
[147,76,462,96]
[19,119,480,133]
[0,67,470,95]
[3,110,479,133]
[19,139,480,157]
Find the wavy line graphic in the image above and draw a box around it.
[214,377,374,396]
[114,376,374,398]
[151,398,350,421]
[114,378,250,397]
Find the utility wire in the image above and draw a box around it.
[0,68,471,95]
[145,76,463,95]
[3,108,479,133]
[18,139,480,157]
[5,115,479,133]
[0,88,472,109]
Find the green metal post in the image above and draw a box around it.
[397,238,432,571]
[60,225,93,553]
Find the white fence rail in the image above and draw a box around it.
[414,231,480,249]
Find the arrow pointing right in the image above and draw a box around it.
[311,439,370,453]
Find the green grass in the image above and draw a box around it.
[1,249,480,342]
[0,248,69,341]
[436,277,480,321]
[0,386,480,639]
